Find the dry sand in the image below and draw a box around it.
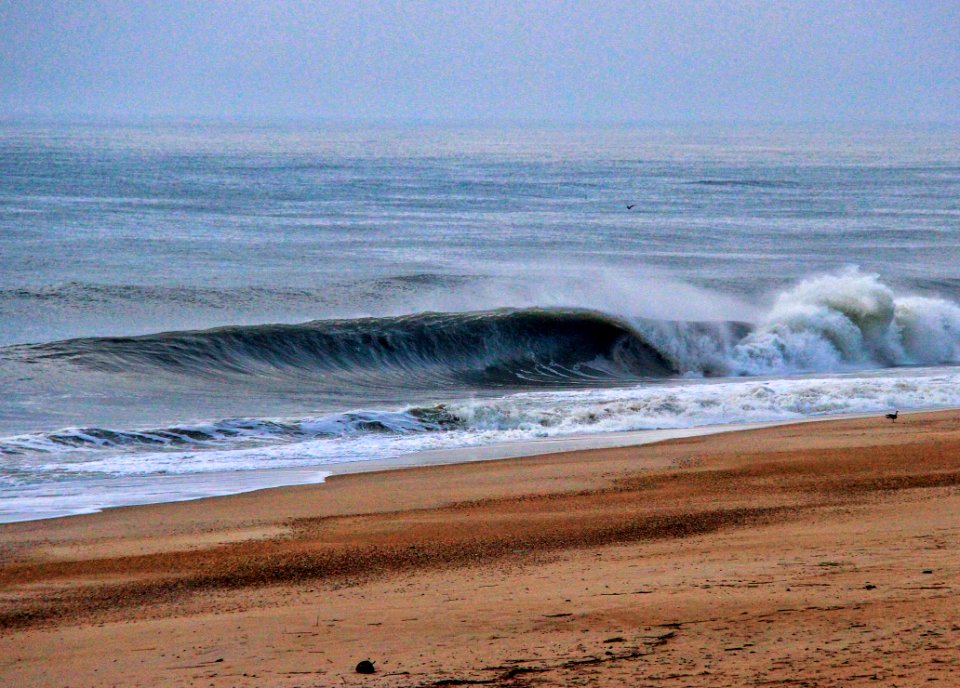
[1,410,959,687]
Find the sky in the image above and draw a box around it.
[1,0,958,123]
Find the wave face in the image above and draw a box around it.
[21,309,684,388]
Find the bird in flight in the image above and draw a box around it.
[626,204,635,210]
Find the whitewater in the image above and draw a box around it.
[1,123,959,521]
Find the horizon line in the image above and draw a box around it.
[1,114,959,129]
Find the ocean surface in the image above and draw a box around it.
[1,122,959,521]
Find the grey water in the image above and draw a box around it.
[1,122,959,520]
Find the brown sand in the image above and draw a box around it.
[1,411,959,686]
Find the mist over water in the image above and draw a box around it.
[1,122,959,520]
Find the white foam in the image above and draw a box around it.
[6,366,955,483]
[0,468,331,523]
[643,268,960,376]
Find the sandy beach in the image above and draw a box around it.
[1,410,959,687]
[6,6,960,686]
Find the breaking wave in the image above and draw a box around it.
[12,269,959,388]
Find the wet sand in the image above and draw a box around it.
[1,410,959,686]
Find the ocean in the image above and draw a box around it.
[1,122,959,521]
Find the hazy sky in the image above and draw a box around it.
[2,0,958,123]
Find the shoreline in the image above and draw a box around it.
[1,409,959,686]
[1,409,908,524]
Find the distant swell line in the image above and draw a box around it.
[688,179,800,188]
